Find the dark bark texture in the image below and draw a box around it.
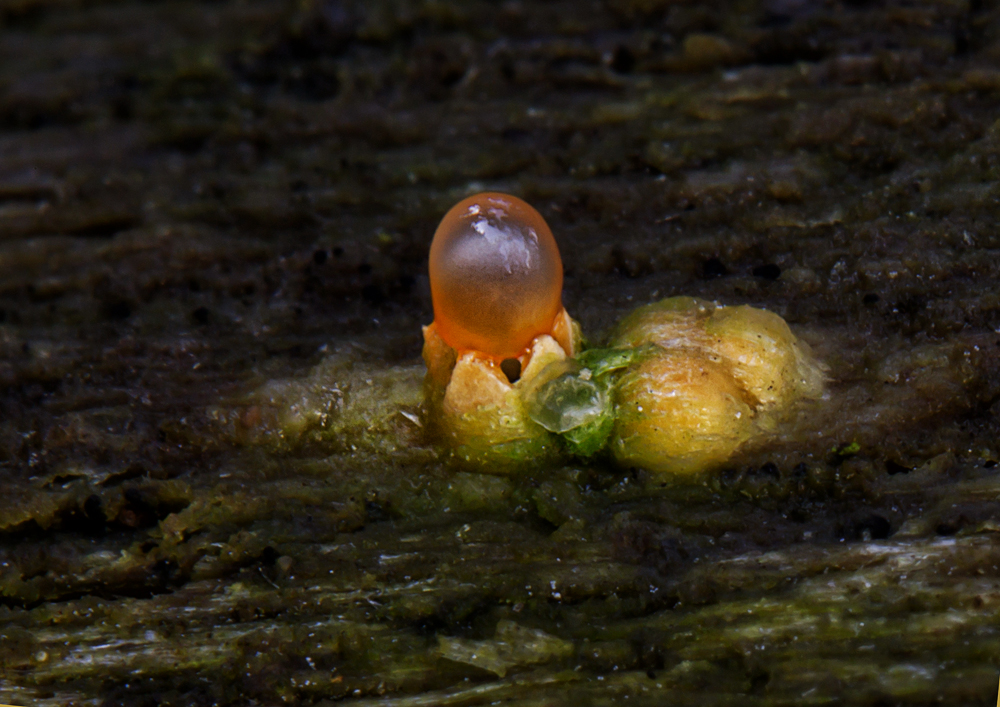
[2,0,1000,705]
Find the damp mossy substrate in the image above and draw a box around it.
[3,0,1000,704]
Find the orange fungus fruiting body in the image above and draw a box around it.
[429,192,563,361]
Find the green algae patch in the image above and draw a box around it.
[437,620,574,677]
[449,433,561,472]
[522,359,614,458]
[226,355,426,455]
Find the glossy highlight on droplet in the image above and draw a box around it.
[429,192,563,360]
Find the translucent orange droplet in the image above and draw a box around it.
[429,192,563,361]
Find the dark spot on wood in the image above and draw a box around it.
[361,284,384,304]
[611,45,635,73]
[259,546,279,566]
[702,257,728,279]
[103,300,132,321]
[886,459,911,475]
[853,514,891,540]
[752,263,781,280]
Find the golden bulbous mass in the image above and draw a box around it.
[429,192,564,361]
[421,196,824,476]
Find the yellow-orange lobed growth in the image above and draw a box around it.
[421,192,826,476]
[608,297,826,475]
